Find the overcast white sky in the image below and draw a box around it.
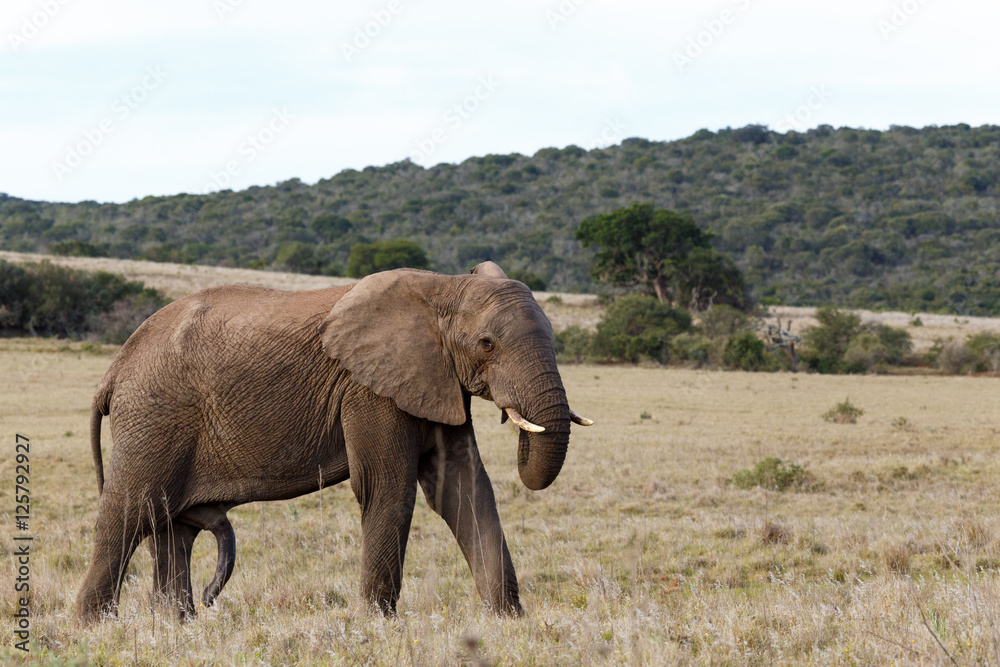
[2,0,998,203]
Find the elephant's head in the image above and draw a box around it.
[318,262,590,490]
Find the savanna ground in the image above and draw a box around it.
[3,255,1000,664]
[3,337,1000,665]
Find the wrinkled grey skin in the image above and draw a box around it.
[75,262,579,623]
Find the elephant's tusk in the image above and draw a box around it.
[504,408,545,433]
[569,409,594,426]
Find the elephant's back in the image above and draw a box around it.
[100,284,350,412]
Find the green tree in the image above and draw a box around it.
[576,203,744,309]
[675,247,746,310]
[347,239,429,278]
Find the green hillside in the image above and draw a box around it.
[3,123,999,314]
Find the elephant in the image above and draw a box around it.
[75,262,592,623]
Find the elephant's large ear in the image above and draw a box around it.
[319,271,466,426]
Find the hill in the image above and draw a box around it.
[2,123,999,314]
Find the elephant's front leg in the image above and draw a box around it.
[417,425,522,616]
[343,394,421,614]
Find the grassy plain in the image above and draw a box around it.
[3,336,1000,664]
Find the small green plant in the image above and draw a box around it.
[640,411,652,420]
[891,416,910,430]
[910,316,923,327]
[823,398,864,424]
[545,294,563,304]
[732,457,811,491]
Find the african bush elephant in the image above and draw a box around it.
[75,262,591,622]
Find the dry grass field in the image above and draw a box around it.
[4,335,1000,665]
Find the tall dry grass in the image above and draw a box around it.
[3,339,1000,663]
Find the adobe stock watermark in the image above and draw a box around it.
[409,76,500,163]
[200,108,295,194]
[545,0,587,31]
[773,85,832,132]
[7,0,72,52]
[51,65,167,183]
[673,0,753,72]
[213,0,248,20]
[340,0,403,63]
[877,0,930,40]
[584,117,628,150]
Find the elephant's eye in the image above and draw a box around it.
[480,337,495,352]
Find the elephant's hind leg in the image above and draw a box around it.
[147,520,199,620]
[75,499,157,624]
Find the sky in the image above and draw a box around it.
[2,0,998,204]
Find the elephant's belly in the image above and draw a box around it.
[191,423,351,503]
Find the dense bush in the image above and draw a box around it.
[934,332,1000,374]
[670,332,715,367]
[553,325,593,363]
[0,260,168,339]
[590,295,691,363]
[507,270,546,291]
[89,292,168,344]
[801,307,912,373]
[49,240,109,257]
[723,331,775,371]
[347,239,429,278]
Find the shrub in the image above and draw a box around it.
[868,323,913,365]
[802,309,911,373]
[347,239,429,277]
[89,291,167,344]
[49,240,109,257]
[275,242,321,274]
[0,260,168,339]
[732,457,811,491]
[591,295,691,363]
[670,332,714,367]
[936,339,973,374]
[554,325,593,363]
[722,331,773,371]
[966,332,1000,373]
[507,270,546,291]
[823,398,864,424]
[842,332,886,372]
[801,307,861,373]
[697,304,750,340]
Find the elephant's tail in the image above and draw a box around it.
[91,384,113,495]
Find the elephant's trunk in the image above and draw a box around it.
[515,371,571,491]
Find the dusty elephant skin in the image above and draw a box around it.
[75,262,590,623]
